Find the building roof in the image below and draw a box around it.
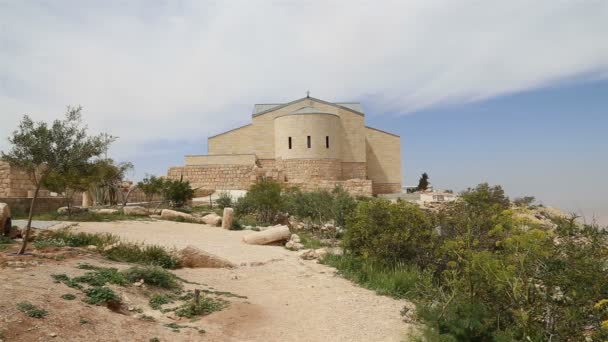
[290,106,329,114]
[252,96,364,117]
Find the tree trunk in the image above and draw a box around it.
[18,182,41,254]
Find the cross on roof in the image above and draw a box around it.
[306,90,310,98]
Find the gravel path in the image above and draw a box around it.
[69,220,416,341]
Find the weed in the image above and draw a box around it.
[150,337,160,342]
[140,315,156,322]
[83,287,119,305]
[17,302,48,318]
[174,296,227,318]
[51,274,83,290]
[73,267,128,286]
[149,294,173,310]
[79,318,90,324]
[122,266,180,289]
[104,243,179,269]
[61,294,76,300]
[37,229,120,249]
[32,238,66,248]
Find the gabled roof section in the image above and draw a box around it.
[291,106,328,114]
[366,126,400,138]
[252,96,364,117]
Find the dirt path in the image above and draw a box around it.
[69,220,416,341]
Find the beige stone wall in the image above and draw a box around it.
[0,197,71,215]
[341,162,367,179]
[208,98,367,163]
[167,165,255,191]
[257,159,276,169]
[0,161,39,198]
[365,127,402,193]
[0,161,9,198]
[290,179,373,197]
[280,159,342,182]
[185,154,256,166]
[274,113,341,160]
[372,183,402,195]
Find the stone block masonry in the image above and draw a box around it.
[167,165,255,191]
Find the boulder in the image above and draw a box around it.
[221,208,234,230]
[57,206,88,215]
[91,209,119,215]
[161,209,194,221]
[178,246,235,268]
[299,248,330,260]
[123,206,149,216]
[1,203,11,237]
[202,213,222,226]
[242,225,291,245]
[290,234,301,243]
[285,240,304,251]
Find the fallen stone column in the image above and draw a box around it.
[242,225,291,245]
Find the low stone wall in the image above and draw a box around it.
[0,197,74,215]
[372,183,402,195]
[341,162,367,179]
[290,179,373,197]
[167,165,255,191]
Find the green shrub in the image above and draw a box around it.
[61,293,76,300]
[33,238,66,248]
[122,266,180,289]
[235,179,283,224]
[162,176,194,208]
[103,243,179,269]
[17,302,48,318]
[38,229,120,249]
[343,199,435,266]
[216,191,233,209]
[138,175,165,202]
[83,286,119,305]
[73,267,128,286]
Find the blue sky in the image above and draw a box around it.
[1,1,607,223]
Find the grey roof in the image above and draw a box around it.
[251,97,364,117]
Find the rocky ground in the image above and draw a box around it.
[1,220,416,341]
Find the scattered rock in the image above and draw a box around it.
[86,245,97,250]
[285,240,304,251]
[127,306,135,311]
[57,206,88,215]
[299,248,330,260]
[290,234,301,243]
[202,213,222,226]
[314,248,328,260]
[50,332,57,338]
[242,225,291,245]
[123,206,149,216]
[177,246,235,268]
[133,279,144,287]
[103,242,120,252]
[91,208,119,215]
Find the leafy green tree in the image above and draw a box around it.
[215,191,233,209]
[137,175,165,202]
[417,172,430,191]
[162,176,194,208]
[1,107,111,254]
[460,182,510,211]
[89,159,133,205]
[43,163,97,216]
[235,179,283,224]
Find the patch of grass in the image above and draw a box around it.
[61,293,76,300]
[0,236,14,244]
[38,229,120,249]
[123,266,181,289]
[73,267,128,286]
[174,296,227,318]
[297,231,326,249]
[149,294,173,310]
[104,243,179,269]
[321,254,435,300]
[33,238,66,248]
[51,273,83,290]
[17,302,48,318]
[163,322,188,332]
[150,337,160,342]
[200,289,247,299]
[83,286,119,305]
[140,315,156,322]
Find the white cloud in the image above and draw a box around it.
[1,0,607,160]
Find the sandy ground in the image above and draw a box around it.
[1,220,416,341]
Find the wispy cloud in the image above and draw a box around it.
[1,0,607,161]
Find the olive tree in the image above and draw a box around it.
[1,106,112,254]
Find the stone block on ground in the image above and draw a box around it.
[242,225,291,245]
[123,206,149,216]
[91,209,120,215]
[160,209,195,222]
[178,246,235,268]
[1,202,11,237]
[202,213,222,226]
[57,206,88,215]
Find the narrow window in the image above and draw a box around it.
[307,136,311,148]
[288,137,292,149]
[326,136,329,148]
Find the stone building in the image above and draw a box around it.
[168,96,402,196]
